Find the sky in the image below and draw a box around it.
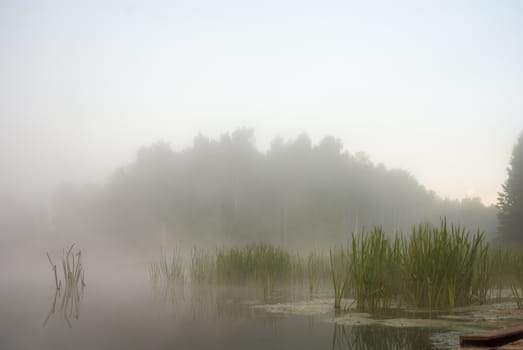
[1,0,522,205]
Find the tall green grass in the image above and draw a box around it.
[327,220,517,311]
[404,221,485,309]
[147,221,523,312]
[215,243,292,295]
[306,252,330,294]
[151,244,331,294]
[510,251,523,309]
[350,227,403,311]
[190,248,216,285]
[330,245,350,309]
[489,247,514,299]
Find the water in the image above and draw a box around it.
[1,255,521,350]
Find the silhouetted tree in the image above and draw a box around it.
[497,131,523,244]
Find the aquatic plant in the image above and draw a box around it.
[44,244,85,327]
[349,228,404,311]
[404,221,485,309]
[46,244,85,290]
[149,248,184,284]
[471,242,491,304]
[61,244,86,288]
[215,243,293,295]
[46,253,61,290]
[329,245,350,309]
[489,247,514,299]
[510,251,523,309]
[306,252,330,294]
[328,220,508,311]
[190,248,216,285]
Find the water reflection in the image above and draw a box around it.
[331,324,435,350]
[151,280,290,322]
[43,283,84,327]
[147,279,457,349]
[151,279,186,305]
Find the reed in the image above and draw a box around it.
[190,248,216,285]
[471,242,491,304]
[328,220,504,311]
[404,221,485,309]
[349,227,402,311]
[46,244,85,290]
[46,252,61,290]
[149,248,184,284]
[215,243,292,296]
[329,245,350,309]
[306,252,330,294]
[289,253,306,285]
[510,251,523,309]
[61,244,86,288]
[488,247,519,300]
[44,244,85,327]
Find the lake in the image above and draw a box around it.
[1,250,521,350]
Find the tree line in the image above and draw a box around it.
[47,129,497,248]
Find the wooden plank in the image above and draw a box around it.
[460,326,523,347]
[500,339,523,350]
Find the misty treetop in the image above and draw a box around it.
[47,129,496,248]
[497,131,523,245]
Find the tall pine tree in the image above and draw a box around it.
[497,131,523,244]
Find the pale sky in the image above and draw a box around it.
[1,0,522,205]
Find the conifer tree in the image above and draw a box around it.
[497,131,523,244]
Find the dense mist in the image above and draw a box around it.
[0,129,497,254]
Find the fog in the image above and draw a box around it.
[0,0,520,295]
[0,128,499,254]
[1,2,523,349]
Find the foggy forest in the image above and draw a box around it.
[1,129,497,253]
[2,2,523,350]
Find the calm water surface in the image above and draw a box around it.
[0,257,491,350]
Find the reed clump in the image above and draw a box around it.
[149,248,185,284]
[404,221,485,309]
[330,244,350,309]
[190,248,216,285]
[215,243,292,288]
[306,252,330,294]
[46,244,86,291]
[328,220,520,311]
[509,251,523,309]
[350,228,403,311]
[45,244,85,327]
[488,247,514,299]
